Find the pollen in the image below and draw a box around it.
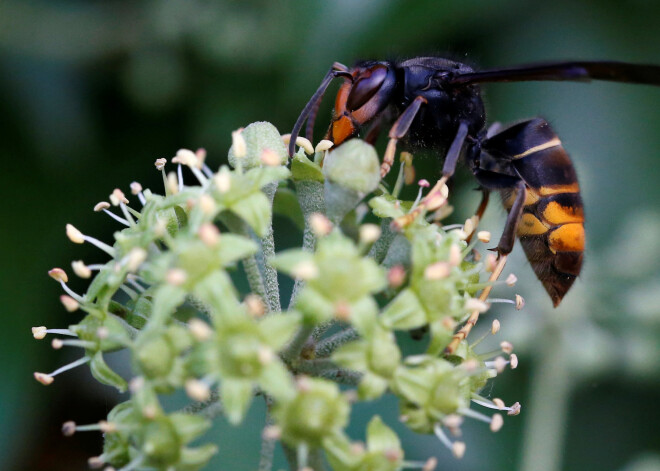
[130,181,143,195]
[66,224,85,244]
[48,268,69,283]
[126,248,147,272]
[452,441,466,459]
[309,213,333,237]
[71,260,92,279]
[500,341,513,354]
[154,158,167,170]
[490,413,504,432]
[213,167,232,193]
[359,224,381,244]
[491,319,501,334]
[291,260,319,280]
[198,194,217,215]
[231,129,247,158]
[244,294,266,317]
[198,223,221,247]
[166,268,187,286]
[425,261,451,280]
[260,148,281,166]
[60,295,79,312]
[295,136,314,155]
[173,148,199,168]
[185,379,211,402]
[477,231,491,243]
[110,189,128,206]
[32,326,47,339]
[34,372,54,385]
[315,139,334,153]
[465,298,489,313]
[93,202,111,212]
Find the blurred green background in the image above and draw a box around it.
[2,1,659,470]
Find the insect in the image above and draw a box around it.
[289,58,660,314]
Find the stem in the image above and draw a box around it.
[282,324,316,363]
[283,444,298,471]
[367,219,396,264]
[182,389,223,419]
[223,214,269,305]
[520,325,570,471]
[309,448,326,471]
[258,396,276,471]
[315,327,360,358]
[296,359,362,385]
[289,180,325,309]
[311,320,335,342]
[260,182,281,313]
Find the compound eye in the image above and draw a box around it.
[346,65,388,111]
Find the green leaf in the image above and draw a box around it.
[346,297,379,337]
[179,444,219,470]
[332,340,368,372]
[369,195,406,219]
[323,140,380,193]
[294,287,335,324]
[221,379,254,425]
[427,319,454,356]
[291,150,324,182]
[357,372,388,401]
[323,432,361,471]
[258,359,295,402]
[391,365,432,406]
[216,233,258,266]
[273,187,305,231]
[259,311,301,351]
[228,191,271,238]
[269,249,314,276]
[228,121,288,170]
[168,413,211,444]
[150,284,187,326]
[380,288,427,330]
[246,166,291,189]
[192,271,242,321]
[90,351,127,392]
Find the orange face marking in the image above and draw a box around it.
[542,201,584,225]
[503,189,540,209]
[538,183,580,196]
[548,223,585,253]
[331,115,356,145]
[334,81,351,114]
[517,213,550,236]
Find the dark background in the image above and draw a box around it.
[2,1,660,470]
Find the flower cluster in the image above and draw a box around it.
[34,122,522,470]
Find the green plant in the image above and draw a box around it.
[34,122,521,470]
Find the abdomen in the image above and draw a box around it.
[500,119,585,306]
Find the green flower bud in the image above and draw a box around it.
[228,122,288,169]
[274,378,350,447]
[142,417,181,465]
[134,331,176,379]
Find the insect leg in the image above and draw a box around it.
[465,188,491,244]
[392,121,470,228]
[381,96,427,177]
[497,180,527,255]
[445,181,525,355]
[289,62,351,156]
